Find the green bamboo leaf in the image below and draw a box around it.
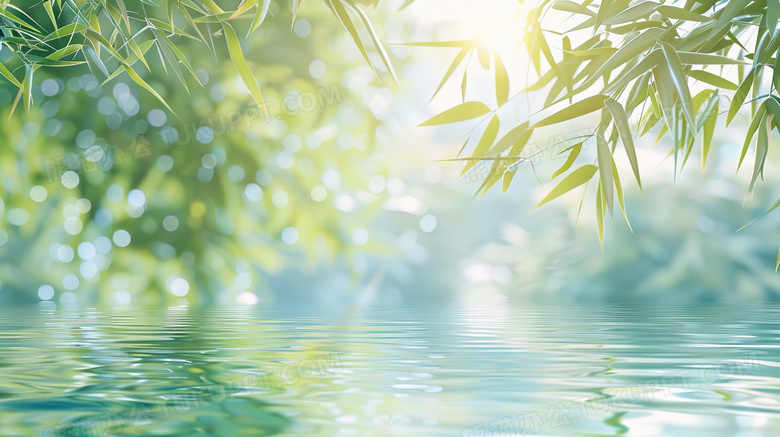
[552,143,582,179]
[661,42,695,128]
[728,69,756,126]
[44,44,81,61]
[653,65,678,145]
[85,46,110,77]
[552,1,595,16]
[531,94,608,128]
[292,0,301,26]
[221,22,267,114]
[502,164,517,193]
[596,181,605,247]
[590,28,664,82]
[604,99,641,189]
[8,82,23,120]
[477,45,490,70]
[103,40,155,85]
[532,22,559,77]
[596,135,614,214]
[23,64,34,112]
[199,0,225,14]
[656,5,711,22]
[428,47,469,102]
[44,23,88,41]
[748,112,770,195]
[397,0,415,12]
[122,64,176,115]
[328,0,375,78]
[765,96,780,134]
[701,93,719,169]
[153,29,201,85]
[772,56,780,96]
[489,122,531,156]
[419,101,491,126]
[739,196,780,232]
[769,0,779,38]
[462,115,499,175]
[687,69,738,90]
[776,247,780,272]
[737,103,766,171]
[249,0,271,35]
[595,0,614,29]
[176,2,209,45]
[612,157,632,232]
[347,3,400,86]
[676,52,749,65]
[604,50,661,95]
[494,51,509,106]
[534,164,598,210]
[707,0,751,48]
[603,1,659,25]
[42,1,57,28]
[460,68,468,101]
[563,47,617,57]
[232,0,258,18]
[0,62,21,88]
[116,0,131,32]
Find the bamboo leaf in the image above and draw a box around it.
[739,196,780,231]
[534,164,598,209]
[428,47,469,103]
[490,122,531,156]
[596,135,614,214]
[0,62,21,88]
[676,52,749,65]
[604,99,641,189]
[603,2,659,25]
[596,181,605,247]
[292,0,301,27]
[728,69,756,126]
[737,103,766,171]
[656,5,711,22]
[122,64,176,115]
[701,93,719,169]
[595,0,614,29]
[552,143,582,179]
[221,22,267,114]
[531,94,608,128]
[769,0,779,38]
[661,42,695,128]
[612,157,632,231]
[495,51,509,106]
[249,0,271,35]
[748,112,770,195]
[347,3,400,86]
[420,101,491,126]
[462,115,499,175]
[687,69,738,90]
[328,0,375,78]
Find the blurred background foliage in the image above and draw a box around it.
[0,0,408,305]
[2,0,780,307]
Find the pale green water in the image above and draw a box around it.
[1,304,779,436]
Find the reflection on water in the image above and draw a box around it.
[1,304,780,436]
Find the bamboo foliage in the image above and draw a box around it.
[417,0,780,257]
[0,0,397,116]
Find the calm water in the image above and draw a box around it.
[1,303,779,436]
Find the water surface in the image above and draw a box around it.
[1,304,778,436]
